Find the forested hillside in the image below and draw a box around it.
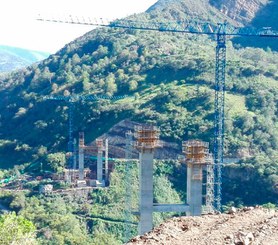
[0,0,277,202]
[0,0,278,243]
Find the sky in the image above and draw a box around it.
[0,0,157,53]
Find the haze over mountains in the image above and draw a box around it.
[0,45,50,73]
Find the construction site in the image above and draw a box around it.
[26,121,213,236]
[0,1,278,244]
[0,117,216,236]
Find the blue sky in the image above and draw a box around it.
[0,0,157,53]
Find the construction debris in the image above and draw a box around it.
[228,206,237,214]
[127,207,278,245]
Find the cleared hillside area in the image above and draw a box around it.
[128,207,278,245]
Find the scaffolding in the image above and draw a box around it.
[183,140,210,164]
[96,138,105,151]
[76,132,111,187]
[205,163,215,213]
[134,125,162,150]
[183,140,214,214]
[79,132,85,147]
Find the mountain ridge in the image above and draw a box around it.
[210,0,269,24]
[0,45,50,73]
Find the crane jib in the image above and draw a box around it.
[37,16,278,38]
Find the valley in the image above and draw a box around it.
[0,0,277,244]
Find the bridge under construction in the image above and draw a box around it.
[46,123,214,236]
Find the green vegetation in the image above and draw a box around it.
[0,160,273,244]
[0,212,37,245]
[0,0,277,203]
[0,0,278,243]
[0,160,185,244]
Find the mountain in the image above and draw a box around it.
[209,0,268,24]
[0,0,277,204]
[146,0,237,23]
[210,0,278,50]
[0,45,50,73]
[0,0,277,244]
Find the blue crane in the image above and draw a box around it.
[38,16,278,211]
[44,94,127,170]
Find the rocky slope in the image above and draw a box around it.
[128,207,278,245]
[210,0,269,24]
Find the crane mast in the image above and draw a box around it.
[68,101,74,168]
[44,94,127,172]
[38,16,278,210]
[214,23,226,211]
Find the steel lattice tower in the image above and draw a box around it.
[214,24,226,211]
[68,101,74,169]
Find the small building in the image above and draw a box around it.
[39,184,53,194]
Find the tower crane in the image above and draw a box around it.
[44,94,127,171]
[38,16,278,211]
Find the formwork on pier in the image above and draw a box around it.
[134,125,162,151]
[183,140,214,215]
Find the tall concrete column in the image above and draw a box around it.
[105,138,109,182]
[135,125,160,235]
[97,149,103,182]
[139,150,154,235]
[186,165,192,215]
[187,165,203,216]
[79,147,84,180]
[96,139,104,185]
[73,139,77,170]
[183,140,211,216]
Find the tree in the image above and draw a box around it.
[81,70,91,91]
[46,152,66,173]
[10,192,26,212]
[0,212,37,245]
[72,54,81,65]
[91,233,121,245]
[51,83,58,92]
[105,73,117,95]
[128,80,138,91]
